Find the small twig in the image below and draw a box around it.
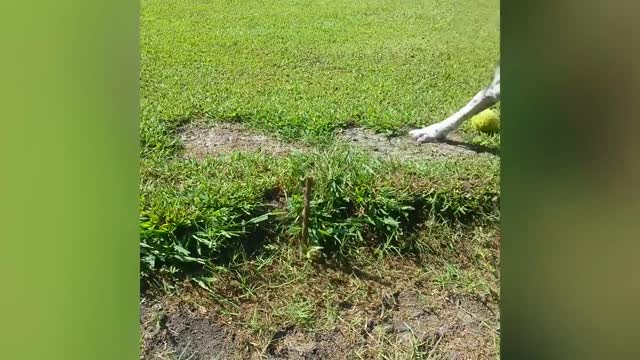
[300,176,313,248]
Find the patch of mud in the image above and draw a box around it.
[338,127,498,161]
[178,122,304,159]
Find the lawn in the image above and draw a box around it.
[140,0,500,358]
[141,0,499,148]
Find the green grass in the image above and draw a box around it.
[141,0,499,152]
[140,147,499,279]
[140,0,501,282]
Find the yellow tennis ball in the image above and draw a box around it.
[470,109,500,134]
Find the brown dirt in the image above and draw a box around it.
[141,248,500,360]
[177,122,305,159]
[337,127,499,161]
[385,291,499,359]
[140,298,244,359]
[141,290,498,360]
[140,223,500,359]
[263,327,352,360]
[177,122,497,161]
[263,291,498,360]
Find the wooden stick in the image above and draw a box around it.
[301,176,313,247]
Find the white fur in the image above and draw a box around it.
[410,66,500,142]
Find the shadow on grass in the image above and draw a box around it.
[442,139,500,156]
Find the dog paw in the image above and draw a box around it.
[409,125,447,143]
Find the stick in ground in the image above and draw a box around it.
[301,176,313,247]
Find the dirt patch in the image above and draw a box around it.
[178,122,497,161]
[178,122,304,159]
[338,127,498,161]
[141,289,498,360]
[140,299,243,360]
[264,327,352,360]
[141,227,500,359]
[384,291,499,359]
[259,290,499,359]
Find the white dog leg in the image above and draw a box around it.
[410,66,501,142]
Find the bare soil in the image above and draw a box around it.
[140,300,241,359]
[262,291,498,360]
[178,122,306,159]
[337,127,498,161]
[141,290,498,360]
[141,268,499,360]
[177,122,498,161]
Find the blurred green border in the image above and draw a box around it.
[1,1,139,359]
[3,0,639,359]
[502,1,640,359]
